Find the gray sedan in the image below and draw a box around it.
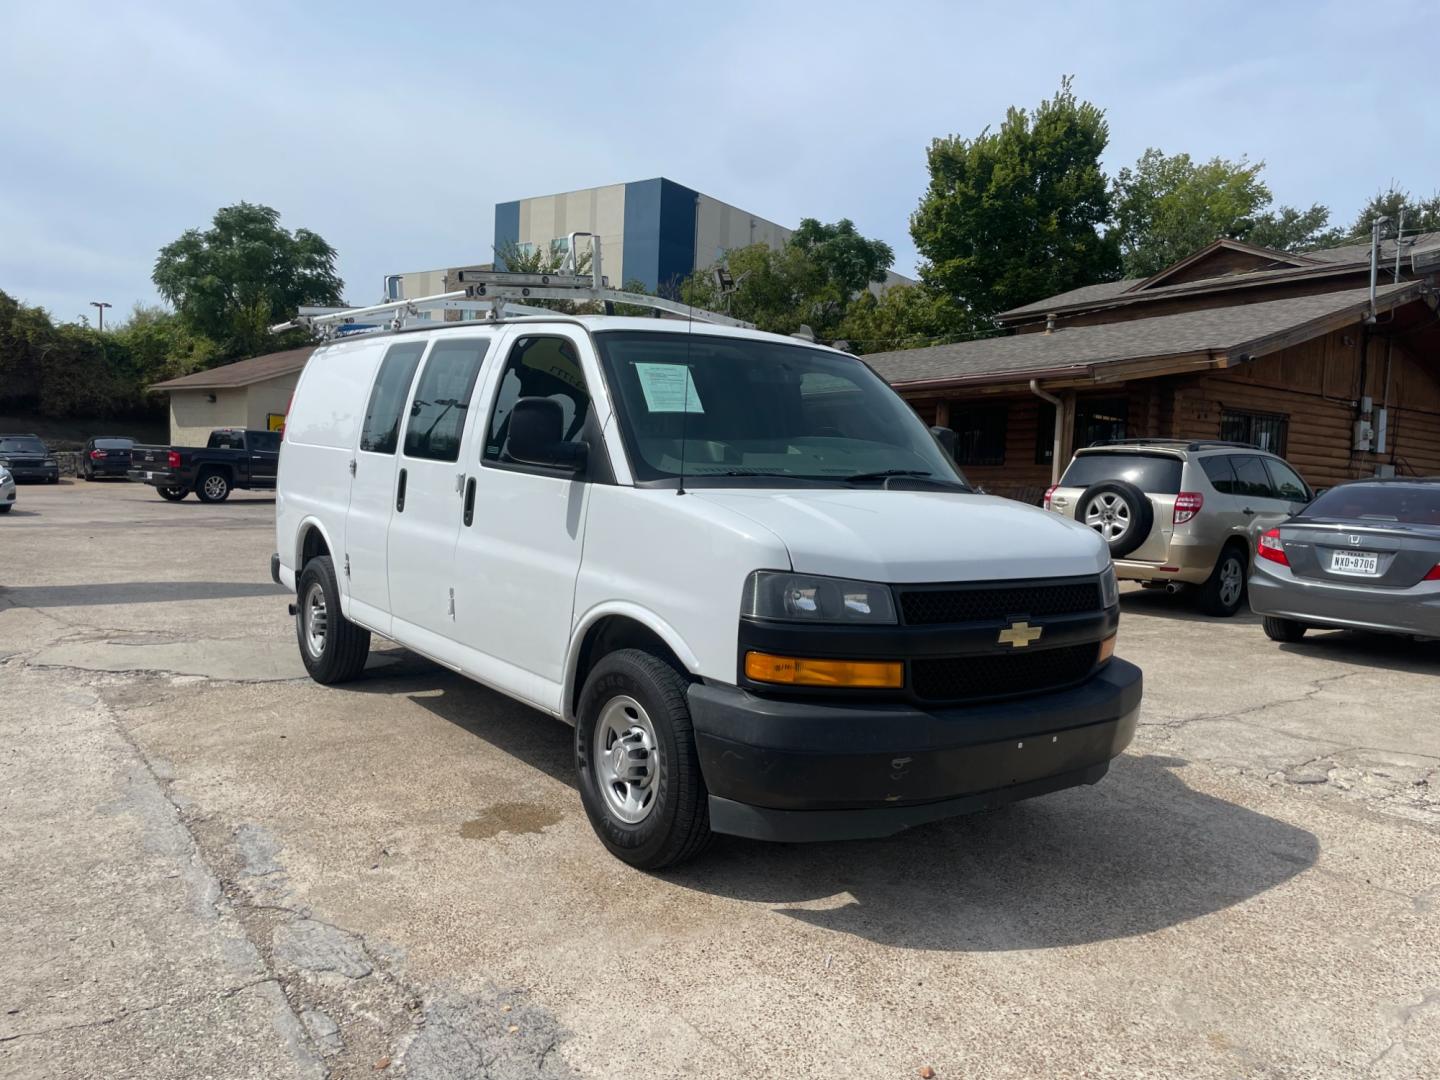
[1250,479,1440,642]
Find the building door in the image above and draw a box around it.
[449,330,595,709]
[387,337,492,643]
[344,340,426,632]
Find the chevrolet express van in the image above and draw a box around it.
[274,316,1142,868]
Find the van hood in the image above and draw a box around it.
[690,489,1108,583]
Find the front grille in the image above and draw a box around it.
[899,580,1101,625]
[911,643,1100,703]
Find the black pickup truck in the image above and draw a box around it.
[129,428,281,502]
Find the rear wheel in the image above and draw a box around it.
[196,469,231,503]
[157,486,189,501]
[1263,616,1308,643]
[576,649,711,869]
[1199,546,1247,617]
[295,556,370,684]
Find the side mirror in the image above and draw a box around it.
[930,425,958,460]
[507,397,587,472]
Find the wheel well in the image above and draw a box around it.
[299,526,330,573]
[198,463,234,480]
[570,616,688,718]
[1222,535,1251,566]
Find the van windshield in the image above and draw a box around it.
[594,331,966,488]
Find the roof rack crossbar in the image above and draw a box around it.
[1086,438,1261,451]
[271,234,752,339]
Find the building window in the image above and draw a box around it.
[952,404,1008,466]
[1074,397,1128,450]
[1035,401,1056,465]
[1221,409,1288,455]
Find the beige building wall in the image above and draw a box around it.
[170,389,248,446]
[695,195,791,268]
[515,183,627,281]
[245,373,303,432]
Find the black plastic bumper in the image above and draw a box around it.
[687,658,1142,842]
[8,466,58,482]
[270,553,283,586]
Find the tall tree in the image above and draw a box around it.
[788,218,894,296]
[910,78,1120,326]
[835,285,973,355]
[678,218,895,339]
[1111,150,1340,275]
[1346,187,1440,237]
[152,203,343,360]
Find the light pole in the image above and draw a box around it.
[90,301,112,331]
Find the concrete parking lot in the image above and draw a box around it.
[2,480,1437,1079]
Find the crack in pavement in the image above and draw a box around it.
[0,977,281,1044]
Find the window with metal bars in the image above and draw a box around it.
[952,404,1008,466]
[1220,409,1288,456]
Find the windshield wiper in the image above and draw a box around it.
[843,469,971,490]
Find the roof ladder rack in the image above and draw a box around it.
[270,232,753,339]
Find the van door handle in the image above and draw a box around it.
[396,468,408,512]
[463,478,476,527]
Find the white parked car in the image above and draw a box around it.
[274,316,1141,867]
[0,464,15,513]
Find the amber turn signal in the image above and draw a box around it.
[744,651,903,689]
[1098,634,1117,664]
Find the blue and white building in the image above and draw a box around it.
[492,177,793,294]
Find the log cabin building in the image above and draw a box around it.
[867,234,1440,502]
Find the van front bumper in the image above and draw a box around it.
[687,659,1142,842]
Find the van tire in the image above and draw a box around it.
[1076,481,1152,559]
[1263,616,1308,643]
[575,648,711,870]
[158,486,189,501]
[1198,545,1247,617]
[295,556,371,684]
[195,469,231,503]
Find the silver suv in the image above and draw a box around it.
[1045,440,1312,616]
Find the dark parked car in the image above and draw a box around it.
[0,434,60,483]
[129,428,281,502]
[81,436,137,480]
[1250,478,1440,643]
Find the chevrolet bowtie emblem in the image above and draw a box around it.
[998,620,1043,648]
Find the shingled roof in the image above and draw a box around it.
[997,232,1440,323]
[868,281,1422,390]
[150,345,317,391]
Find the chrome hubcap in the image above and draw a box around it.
[1084,494,1131,542]
[593,696,659,824]
[303,582,328,658]
[1219,557,1243,607]
[203,475,226,499]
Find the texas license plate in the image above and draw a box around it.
[1330,550,1379,576]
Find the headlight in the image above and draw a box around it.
[1100,564,1119,608]
[743,571,897,624]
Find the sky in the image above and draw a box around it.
[2,0,1437,324]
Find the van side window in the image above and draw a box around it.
[1264,458,1309,501]
[1230,455,1276,498]
[484,336,591,464]
[360,343,426,454]
[402,339,490,462]
[1199,455,1238,494]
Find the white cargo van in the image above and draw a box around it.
[274,313,1141,867]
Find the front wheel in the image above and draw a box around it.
[157,486,189,501]
[576,649,711,869]
[195,470,231,503]
[295,556,371,684]
[1263,616,1308,643]
[1199,548,1247,617]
